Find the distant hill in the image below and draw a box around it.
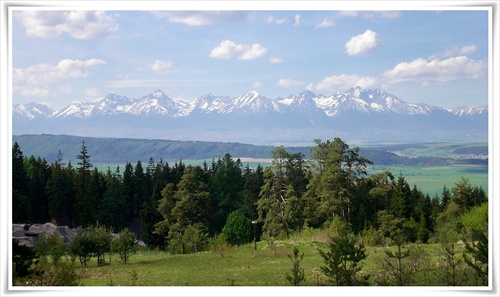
[12,134,308,164]
[12,134,488,168]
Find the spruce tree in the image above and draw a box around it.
[73,141,94,227]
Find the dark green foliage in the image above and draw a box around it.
[318,224,368,286]
[12,239,37,278]
[463,229,488,285]
[285,247,306,286]
[46,160,75,220]
[35,232,67,264]
[25,156,51,223]
[257,146,309,239]
[70,228,93,267]
[12,141,30,223]
[89,223,113,266]
[98,167,128,232]
[222,210,253,246]
[73,141,95,227]
[381,238,413,286]
[111,228,137,264]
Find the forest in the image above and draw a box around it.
[11,137,489,286]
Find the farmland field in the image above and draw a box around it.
[367,164,488,197]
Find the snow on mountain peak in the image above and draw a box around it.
[13,87,487,120]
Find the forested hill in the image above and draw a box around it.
[12,134,487,166]
[12,134,307,164]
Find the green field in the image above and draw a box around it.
[367,165,488,197]
[73,231,464,287]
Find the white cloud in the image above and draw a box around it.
[149,60,173,74]
[152,11,246,26]
[339,11,360,17]
[16,10,118,39]
[265,15,288,25]
[269,57,284,64]
[294,14,301,26]
[345,29,379,56]
[13,58,106,97]
[430,45,478,59]
[316,18,335,28]
[307,74,376,93]
[340,11,401,20]
[253,82,263,89]
[383,56,487,85]
[85,88,102,98]
[209,40,267,60]
[277,78,304,88]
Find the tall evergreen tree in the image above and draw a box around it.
[46,160,74,220]
[26,156,50,223]
[155,166,211,248]
[306,138,372,226]
[73,141,94,227]
[12,141,29,223]
[98,166,128,232]
[257,146,308,238]
[210,153,244,233]
[240,164,264,220]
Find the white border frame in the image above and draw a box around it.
[1,1,498,296]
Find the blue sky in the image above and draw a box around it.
[11,6,489,110]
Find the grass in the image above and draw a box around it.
[74,229,472,287]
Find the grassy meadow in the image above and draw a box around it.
[74,229,462,287]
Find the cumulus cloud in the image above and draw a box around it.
[13,58,106,97]
[307,74,376,93]
[151,11,246,26]
[277,78,304,88]
[149,60,173,74]
[383,56,487,85]
[16,10,118,39]
[316,18,335,28]
[269,57,284,64]
[209,40,267,60]
[345,29,379,56]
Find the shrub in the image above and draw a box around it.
[222,210,253,246]
[111,228,137,264]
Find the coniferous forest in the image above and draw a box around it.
[11,137,489,286]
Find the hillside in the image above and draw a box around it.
[12,134,488,167]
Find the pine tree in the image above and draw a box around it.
[12,142,29,223]
[73,141,94,227]
[318,224,368,286]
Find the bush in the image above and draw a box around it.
[70,228,93,267]
[13,239,37,278]
[111,228,137,264]
[222,210,253,246]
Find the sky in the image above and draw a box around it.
[11,5,490,110]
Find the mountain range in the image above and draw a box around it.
[13,87,487,145]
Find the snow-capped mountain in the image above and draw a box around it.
[448,106,488,116]
[13,86,486,119]
[12,102,55,119]
[12,87,487,144]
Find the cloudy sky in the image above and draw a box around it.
[11,6,489,110]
